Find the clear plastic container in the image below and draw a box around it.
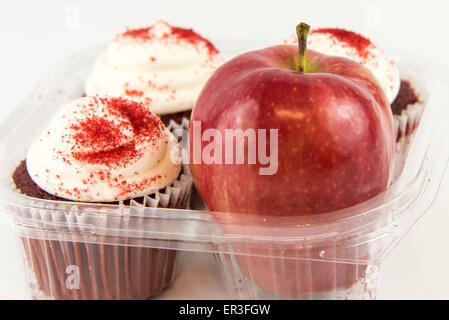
[0,41,448,300]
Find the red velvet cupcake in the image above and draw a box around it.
[12,96,192,299]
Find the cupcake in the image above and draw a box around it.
[12,96,192,299]
[285,28,424,141]
[85,20,223,126]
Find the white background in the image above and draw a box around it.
[0,0,448,299]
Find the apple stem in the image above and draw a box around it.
[296,22,310,73]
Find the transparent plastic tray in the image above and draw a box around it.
[0,41,448,299]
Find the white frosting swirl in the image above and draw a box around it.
[285,28,400,103]
[85,20,223,115]
[26,96,181,202]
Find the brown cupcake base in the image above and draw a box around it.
[160,110,192,127]
[391,80,419,116]
[13,160,191,300]
[391,80,423,142]
[22,238,179,300]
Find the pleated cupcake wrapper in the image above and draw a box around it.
[165,115,191,128]
[166,116,190,131]
[391,77,427,181]
[17,119,193,300]
[394,102,425,143]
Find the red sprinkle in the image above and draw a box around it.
[121,21,219,56]
[311,28,373,60]
[125,89,144,97]
[70,97,164,168]
[170,25,219,55]
[70,116,129,151]
[115,175,162,199]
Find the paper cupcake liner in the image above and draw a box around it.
[391,77,427,181]
[393,98,425,148]
[15,120,193,300]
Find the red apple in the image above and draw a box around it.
[189,23,395,298]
